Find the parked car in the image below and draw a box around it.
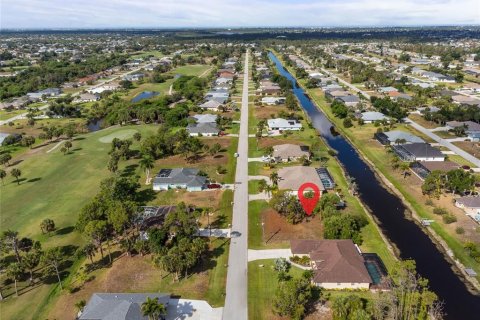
[207,183,222,189]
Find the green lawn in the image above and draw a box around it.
[248,179,262,194]
[0,124,159,319]
[171,64,212,77]
[248,259,304,320]
[0,109,25,121]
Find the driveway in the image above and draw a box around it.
[247,249,292,262]
[405,118,480,167]
[166,299,223,320]
[223,52,250,320]
[196,228,231,238]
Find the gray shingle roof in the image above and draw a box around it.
[79,293,170,320]
[153,168,206,187]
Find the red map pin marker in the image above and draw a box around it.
[298,182,321,216]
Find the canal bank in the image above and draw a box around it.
[268,51,480,320]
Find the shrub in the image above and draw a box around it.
[455,227,465,234]
[425,199,434,206]
[289,255,311,266]
[442,214,457,224]
[433,207,448,215]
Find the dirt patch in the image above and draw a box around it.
[262,208,323,245]
[254,105,286,119]
[258,137,307,149]
[452,141,480,158]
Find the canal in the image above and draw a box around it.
[268,52,480,319]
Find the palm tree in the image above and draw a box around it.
[400,162,410,178]
[0,169,6,185]
[141,297,167,320]
[269,172,279,186]
[11,168,21,184]
[139,155,154,184]
[258,179,267,193]
[6,263,23,296]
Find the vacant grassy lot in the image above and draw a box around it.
[407,113,440,129]
[248,259,304,320]
[46,237,230,319]
[0,109,25,121]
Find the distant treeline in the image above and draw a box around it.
[0,54,126,99]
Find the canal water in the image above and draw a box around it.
[268,52,480,319]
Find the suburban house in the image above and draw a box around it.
[186,122,220,137]
[290,239,372,289]
[27,88,62,100]
[261,97,286,105]
[153,168,206,191]
[272,144,310,162]
[455,197,480,218]
[360,111,388,123]
[375,130,425,145]
[267,118,302,131]
[393,143,445,162]
[134,205,177,232]
[199,99,223,111]
[378,86,398,94]
[76,93,100,103]
[79,293,170,320]
[411,161,460,180]
[123,73,144,81]
[325,90,351,100]
[277,166,335,194]
[335,95,360,107]
[451,95,480,107]
[446,121,480,141]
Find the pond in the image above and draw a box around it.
[131,91,160,103]
[269,51,480,320]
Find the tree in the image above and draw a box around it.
[6,263,23,296]
[40,219,55,235]
[141,297,167,320]
[11,168,21,184]
[0,169,6,185]
[139,155,155,184]
[64,141,73,153]
[269,172,279,186]
[60,147,68,155]
[332,294,368,320]
[446,169,475,194]
[0,153,12,167]
[400,162,410,178]
[21,136,35,148]
[107,157,118,173]
[258,179,268,193]
[75,299,86,313]
[422,170,445,198]
[273,276,314,319]
[323,214,367,245]
[84,220,108,260]
[2,230,21,262]
[41,247,64,289]
[83,243,97,264]
[209,142,222,157]
[22,251,41,284]
[133,132,142,141]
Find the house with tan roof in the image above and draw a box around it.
[272,144,310,162]
[290,239,372,289]
[277,166,335,193]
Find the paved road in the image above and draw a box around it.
[223,52,249,320]
[405,118,480,167]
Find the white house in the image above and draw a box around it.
[267,118,302,131]
[153,168,206,192]
[261,97,286,105]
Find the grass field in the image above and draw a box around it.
[0,125,158,319]
[248,259,304,320]
[0,109,25,120]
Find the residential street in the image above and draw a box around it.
[405,118,480,167]
[223,52,249,320]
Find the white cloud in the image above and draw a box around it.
[1,0,478,29]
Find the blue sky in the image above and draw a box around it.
[1,0,479,29]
